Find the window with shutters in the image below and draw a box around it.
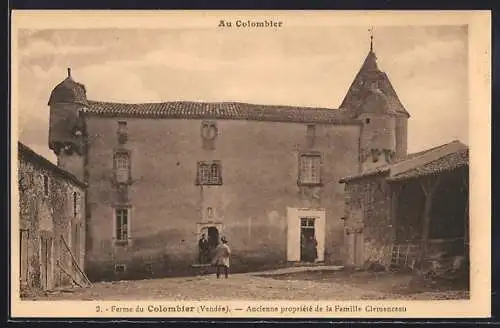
[114,151,131,184]
[298,153,322,186]
[115,208,129,244]
[196,161,222,185]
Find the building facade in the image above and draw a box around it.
[47,44,410,281]
[18,142,87,292]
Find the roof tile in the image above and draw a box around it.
[84,100,361,124]
[388,148,469,181]
[339,140,469,183]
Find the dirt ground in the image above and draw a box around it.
[22,267,469,301]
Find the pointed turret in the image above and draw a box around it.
[48,68,87,180]
[340,40,408,118]
[340,33,410,170]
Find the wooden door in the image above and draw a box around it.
[20,230,29,284]
[40,237,53,290]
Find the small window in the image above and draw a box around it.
[298,154,321,185]
[301,218,315,228]
[117,121,128,144]
[118,121,127,132]
[115,208,129,242]
[197,161,222,185]
[306,124,316,148]
[114,152,130,183]
[43,174,49,196]
[114,264,127,273]
[365,118,371,124]
[73,192,78,218]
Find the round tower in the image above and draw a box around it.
[358,81,397,172]
[339,33,409,172]
[48,68,87,180]
[394,115,408,160]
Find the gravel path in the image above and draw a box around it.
[24,267,469,301]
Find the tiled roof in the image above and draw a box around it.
[48,77,88,106]
[339,50,410,118]
[84,101,361,124]
[388,148,469,181]
[339,140,468,183]
[18,142,87,188]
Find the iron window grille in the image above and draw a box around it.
[196,161,223,185]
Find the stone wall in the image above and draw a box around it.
[18,146,86,291]
[343,174,393,267]
[82,116,361,281]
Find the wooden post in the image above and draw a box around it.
[56,260,84,288]
[462,172,469,258]
[61,235,92,286]
[417,175,441,268]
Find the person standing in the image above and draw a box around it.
[212,236,231,279]
[310,235,318,263]
[198,233,209,264]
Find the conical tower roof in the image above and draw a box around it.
[340,38,409,118]
[48,68,88,106]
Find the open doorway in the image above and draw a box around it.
[197,225,221,265]
[300,218,317,263]
[207,226,219,257]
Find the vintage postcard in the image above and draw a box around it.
[10,10,491,319]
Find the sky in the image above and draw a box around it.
[15,25,468,163]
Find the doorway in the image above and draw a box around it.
[300,218,317,262]
[196,224,222,266]
[207,226,219,254]
[40,236,53,290]
[286,208,326,263]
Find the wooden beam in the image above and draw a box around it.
[56,260,84,288]
[417,175,442,268]
[61,235,92,286]
[462,171,470,257]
